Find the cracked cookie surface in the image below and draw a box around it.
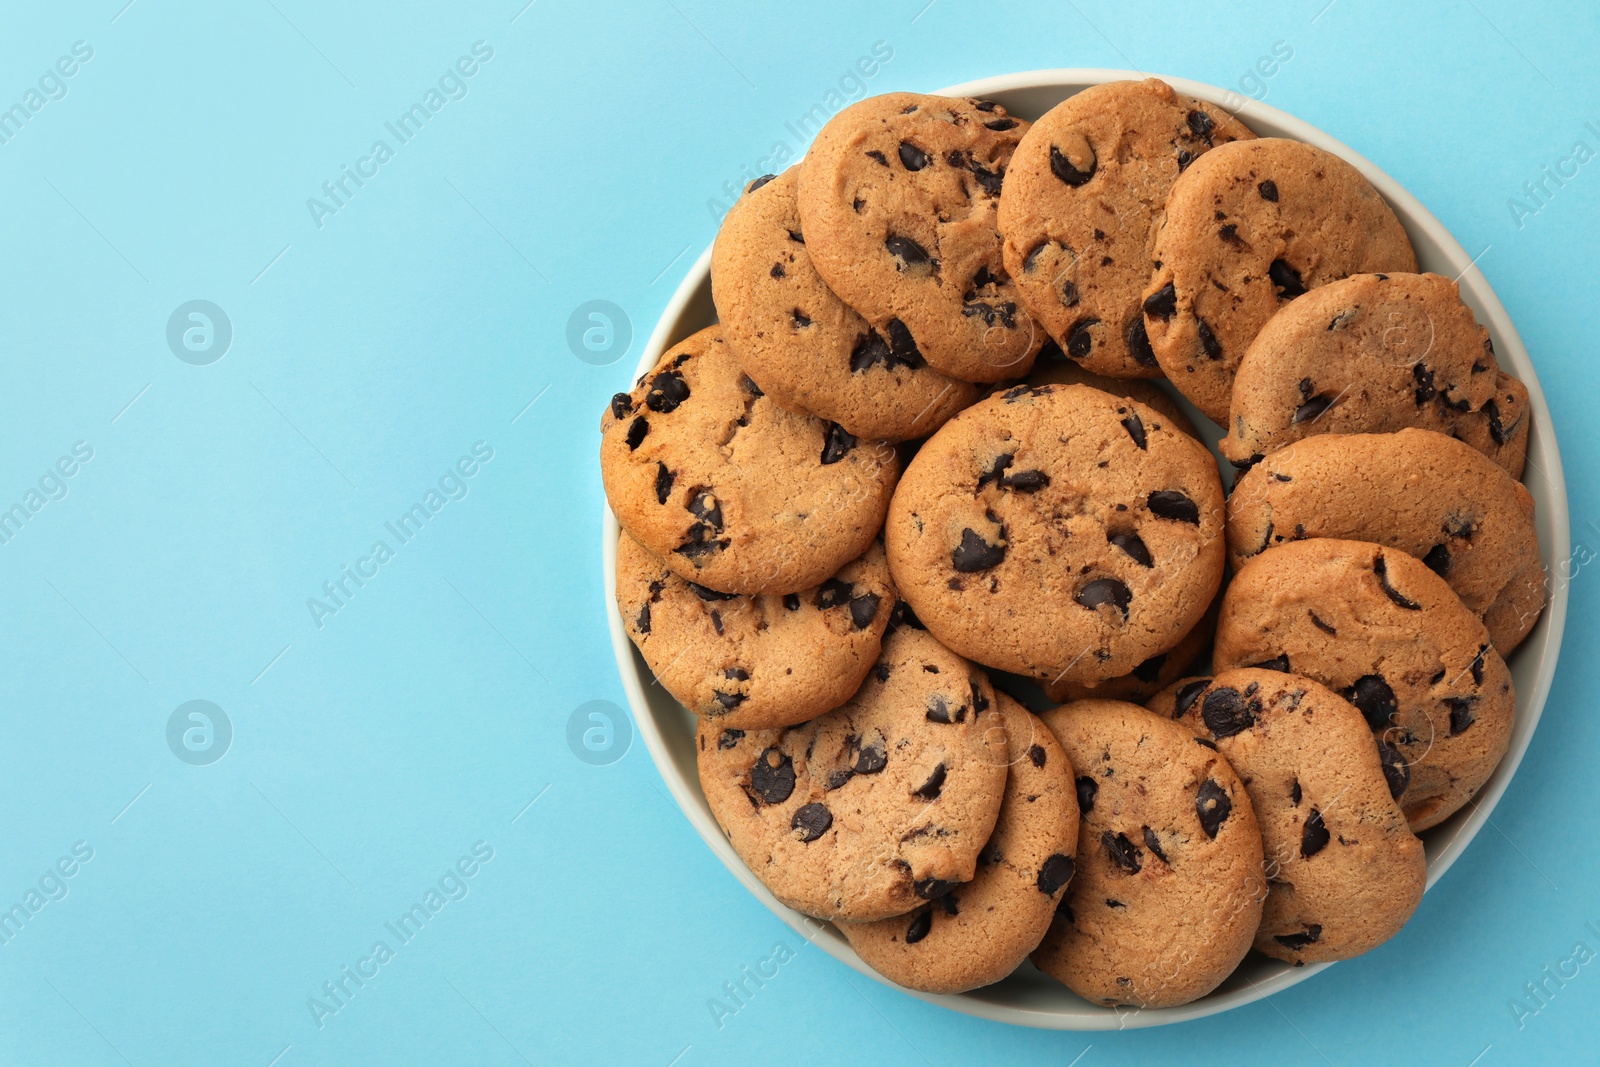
[601,325,900,595]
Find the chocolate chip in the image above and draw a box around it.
[1196,779,1232,838]
[1186,109,1215,141]
[1143,282,1177,320]
[718,729,744,749]
[625,416,649,450]
[635,602,651,634]
[1300,808,1329,857]
[1125,316,1158,367]
[747,173,775,193]
[820,422,857,465]
[970,159,1004,197]
[872,662,891,682]
[1422,543,1451,577]
[1147,490,1200,524]
[1377,739,1409,800]
[1412,362,1437,405]
[713,691,744,710]
[791,308,811,328]
[904,909,932,944]
[1249,654,1290,672]
[741,375,762,397]
[1471,645,1487,685]
[791,803,832,842]
[913,763,947,800]
[1142,826,1169,865]
[610,393,633,419]
[1075,775,1098,813]
[645,370,690,413]
[676,524,726,561]
[849,331,891,372]
[750,748,795,804]
[787,229,804,244]
[686,581,738,601]
[815,578,852,610]
[984,117,1018,131]
[1198,319,1222,360]
[1102,831,1142,873]
[1275,925,1322,951]
[1292,394,1333,424]
[1309,611,1337,635]
[855,740,887,774]
[723,668,749,681]
[885,234,932,269]
[925,694,965,724]
[1037,854,1076,895]
[1290,778,1302,806]
[973,100,999,112]
[1065,317,1099,360]
[849,594,881,630]
[783,594,800,611]
[1049,143,1096,186]
[654,462,675,504]
[687,488,723,531]
[1374,554,1421,610]
[1486,398,1509,445]
[977,452,1013,488]
[884,318,924,367]
[1176,148,1195,170]
[1077,577,1132,619]
[952,528,1006,572]
[865,149,888,166]
[898,141,929,170]
[1269,258,1307,299]
[914,878,959,900]
[1029,745,1047,767]
[1446,696,1478,735]
[1174,679,1210,718]
[826,768,854,790]
[1201,686,1256,738]
[1258,179,1279,202]
[1121,410,1147,450]
[1108,530,1152,567]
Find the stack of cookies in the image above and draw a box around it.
[601,78,1543,1009]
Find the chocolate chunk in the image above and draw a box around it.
[925,694,965,724]
[746,173,775,192]
[1075,775,1098,813]
[977,452,1013,488]
[815,578,852,610]
[865,149,888,166]
[1126,316,1158,367]
[1290,778,1302,806]
[625,416,649,450]
[1198,319,1222,360]
[848,594,881,630]
[676,524,726,561]
[1341,674,1398,731]
[713,690,744,710]
[1143,282,1177,320]
[969,681,990,717]
[913,763,947,800]
[1292,394,1333,424]
[904,908,932,943]
[1001,469,1050,492]
[1275,925,1322,951]
[791,803,832,842]
[644,370,690,414]
[1037,854,1076,895]
[686,581,738,601]
[1257,179,1279,202]
[1174,679,1210,718]
[1102,831,1142,873]
[1196,779,1232,838]
[740,375,762,397]
[1446,696,1477,735]
[1065,317,1100,360]
[1049,143,1096,186]
[952,528,1006,572]
[984,117,1018,131]
[1029,745,1047,767]
[1374,554,1421,610]
[1108,530,1153,567]
[1187,109,1215,141]
[1201,686,1256,738]
[750,748,795,804]
[783,594,800,611]
[872,662,891,682]
[820,422,857,465]
[1269,259,1307,299]
[898,141,929,170]
[1300,808,1329,858]
[1413,362,1437,405]
[855,740,887,774]
[687,488,723,530]
[1147,490,1200,523]
[1142,826,1169,865]
[973,100,999,112]
[718,729,744,749]
[1249,654,1290,672]
[1077,577,1132,620]
[825,768,854,791]
[654,462,674,504]
[635,602,651,634]
[1422,543,1451,577]
[1309,611,1337,635]
[1377,739,1409,800]
[610,393,633,419]
[885,234,932,269]
[1486,398,1509,445]
[914,878,959,900]
[969,159,1004,197]
[1471,645,1487,686]
[1121,409,1147,450]
[792,308,811,328]
[849,331,891,372]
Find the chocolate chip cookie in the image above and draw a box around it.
[884,383,1225,689]
[697,626,1007,921]
[712,168,978,440]
[1031,699,1264,1009]
[796,93,1044,383]
[1213,539,1516,831]
[1142,138,1417,423]
[1220,272,1529,477]
[1227,429,1544,652]
[1025,342,1201,439]
[1163,669,1426,965]
[601,325,900,595]
[617,532,895,729]
[999,78,1254,378]
[839,693,1079,993]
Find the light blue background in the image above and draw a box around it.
[0,1,1595,1064]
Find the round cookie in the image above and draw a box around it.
[601,325,900,595]
[839,693,1080,993]
[1219,272,1529,478]
[1041,599,1216,705]
[885,383,1225,688]
[1141,138,1417,424]
[1025,343,1201,439]
[1227,429,1544,652]
[616,533,895,729]
[1031,700,1264,1009]
[697,626,1008,922]
[711,168,978,441]
[796,92,1044,383]
[999,78,1255,378]
[1165,669,1426,965]
[1213,538,1516,831]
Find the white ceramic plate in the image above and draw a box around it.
[601,70,1570,1029]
